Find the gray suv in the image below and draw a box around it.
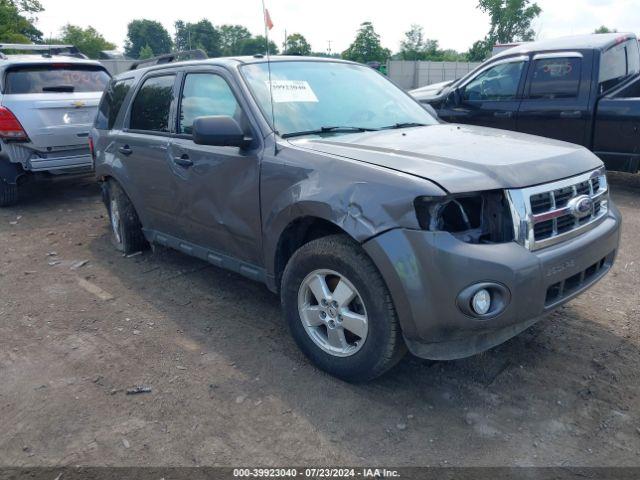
[0,44,110,206]
[92,56,621,381]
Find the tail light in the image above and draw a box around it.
[0,107,28,141]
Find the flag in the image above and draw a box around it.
[264,8,274,30]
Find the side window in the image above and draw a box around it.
[130,75,176,133]
[178,73,241,135]
[463,61,526,101]
[95,78,134,130]
[529,57,581,99]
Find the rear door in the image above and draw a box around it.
[114,72,183,237]
[438,56,528,131]
[1,63,110,148]
[517,52,592,146]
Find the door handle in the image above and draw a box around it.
[560,110,582,119]
[493,111,513,118]
[173,154,193,168]
[119,145,133,156]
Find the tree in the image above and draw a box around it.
[467,39,492,61]
[284,32,311,56]
[478,0,541,44]
[219,24,251,56]
[0,0,43,43]
[59,24,115,59]
[342,22,391,63]
[467,0,541,62]
[594,26,617,34]
[399,24,425,60]
[139,44,154,59]
[124,20,172,59]
[174,19,221,57]
[238,35,279,56]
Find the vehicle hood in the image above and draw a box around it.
[409,80,454,101]
[288,124,603,193]
[409,80,455,96]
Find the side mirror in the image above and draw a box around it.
[192,116,250,148]
[450,88,462,106]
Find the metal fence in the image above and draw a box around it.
[388,60,482,90]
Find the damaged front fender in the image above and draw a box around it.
[261,140,447,279]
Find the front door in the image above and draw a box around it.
[168,70,263,266]
[439,57,528,131]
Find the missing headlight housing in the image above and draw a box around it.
[415,191,514,244]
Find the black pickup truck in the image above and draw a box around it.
[411,33,640,174]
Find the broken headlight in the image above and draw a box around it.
[414,191,514,244]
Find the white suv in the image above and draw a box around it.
[0,44,110,206]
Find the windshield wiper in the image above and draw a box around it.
[281,126,378,139]
[42,85,75,93]
[380,122,429,130]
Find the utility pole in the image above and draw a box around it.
[327,40,332,56]
[283,29,288,53]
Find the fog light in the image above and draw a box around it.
[471,289,491,315]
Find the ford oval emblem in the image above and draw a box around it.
[568,195,593,219]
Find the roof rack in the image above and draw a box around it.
[0,43,88,59]
[129,49,208,70]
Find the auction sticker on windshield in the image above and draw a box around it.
[267,80,319,103]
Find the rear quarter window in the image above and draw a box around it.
[4,64,110,94]
[599,39,640,92]
[95,78,134,130]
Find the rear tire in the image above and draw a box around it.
[281,234,406,382]
[106,180,147,254]
[0,179,18,207]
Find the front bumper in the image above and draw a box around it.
[363,203,622,360]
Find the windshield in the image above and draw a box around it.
[5,64,110,94]
[241,61,437,137]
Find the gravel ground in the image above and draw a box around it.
[0,173,638,467]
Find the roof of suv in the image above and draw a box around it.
[0,54,105,72]
[493,32,638,60]
[115,55,353,79]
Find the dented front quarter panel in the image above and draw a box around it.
[260,135,447,280]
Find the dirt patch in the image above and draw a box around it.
[0,173,639,467]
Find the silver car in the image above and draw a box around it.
[0,44,110,206]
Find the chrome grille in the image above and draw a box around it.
[506,168,609,251]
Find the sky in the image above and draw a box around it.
[35,0,640,54]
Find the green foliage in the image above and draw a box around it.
[594,26,617,34]
[60,24,116,59]
[467,39,492,61]
[284,33,311,56]
[479,0,541,44]
[399,24,426,60]
[399,25,466,61]
[125,19,172,59]
[466,0,541,62]
[219,24,251,56]
[342,21,391,63]
[11,0,43,14]
[0,0,42,43]
[238,35,279,56]
[174,19,221,57]
[138,44,154,59]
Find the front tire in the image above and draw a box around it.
[281,235,406,382]
[106,180,147,254]
[0,178,18,207]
